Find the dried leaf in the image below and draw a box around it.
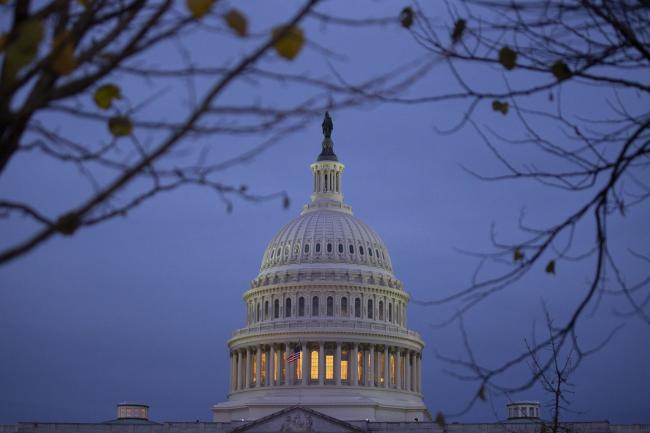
[186,0,214,20]
[492,100,509,115]
[283,195,290,209]
[224,9,247,37]
[51,32,77,75]
[400,6,414,29]
[498,46,517,70]
[545,260,556,275]
[93,84,121,110]
[451,18,466,43]
[272,26,304,61]
[4,19,44,78]
[513,248,524,262]
[435,412,446,427]
[108,116,133,137]
[551,60,571,80]
[57,212,80,235]
[478,384,486,401]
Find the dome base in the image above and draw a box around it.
[212,386,430,422]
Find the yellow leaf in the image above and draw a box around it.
[435,412,446,427]
[93,84,121,110]
[224,9,247,37]
[492,100,509,115]
[545,260,556,275]
[272,26,304,61]
[51,32,77,75]
[4,19,44,78]
[498,46,517,70]
[108,116,133,137]
[513,248,524,262]
[400,7,414,29]
[451,18,466,43]
[551,61,571,80]
[186,0,213,20]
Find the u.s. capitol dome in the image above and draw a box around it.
[212,113,430,422]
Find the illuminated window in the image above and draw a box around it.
[341,350,349,381]
[296,351,302,380]
[390,352,396,386]
[357,351,364,384]
[327,243,332,253]
[341,297,348,316]
[312,296,319,316]
[378,351,385,384]
[325,354,334,380]
[310,350,319,380]
[281,350,286,383]
[368,299,373,319]
[261,352,267,384]
[252,354,257,384]
[273,351,279,382]
[298,297,305,316]
[379,300,384,320]
[285,298,292,318]
[274,299,279,318]
[355,298,361,317]
[327,296,333,316]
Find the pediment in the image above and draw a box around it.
[231,406,365,433]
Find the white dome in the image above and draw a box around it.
[259,209,393,276]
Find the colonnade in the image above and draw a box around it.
[229,341,422,394]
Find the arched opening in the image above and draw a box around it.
[389,303,393,322]
[274,299,279,319]
[312,296,319,316]
[298,297,305,316]
[378,300,384,320]
[367,299,373,319]
[327,296,334,316]
[355,298,361,317]
[285,298,292,318]
[341,297,348,316]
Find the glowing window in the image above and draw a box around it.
[357,351,363,384]
[325,354,334,380]
[378,351,385,384]
[273,351,279,382]
[296,351,302,380]
[390,352,396,386]
[261,352,267,384]
[341,350,349,381]
[281,350,286,383]
[327,296,334,316]
[252,354,257,384]
[310,350,319,380]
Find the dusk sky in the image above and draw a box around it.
[1,0,649,426]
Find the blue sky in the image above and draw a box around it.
[1,0,649,425]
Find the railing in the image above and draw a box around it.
[231,318,422,340]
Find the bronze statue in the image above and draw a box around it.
[322,111,333,138]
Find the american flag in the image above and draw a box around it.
[287,345,302,363]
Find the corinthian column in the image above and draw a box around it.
[245,347,251,389]
[351,343,358,386]
[255,345,262,387]
[318,342,325,385]
[334,342,342,386]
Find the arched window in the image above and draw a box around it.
[264,301,269,320]
[298,297,305,317]
[349,244,354,254]
[368,248,373,256]
[274,299,279,318]
[341,297,348,316]
[285,298,292,318]
[381,251,385,260]
[316,243,321,253]
[376,249,380,258]
[312,296,319,317]
[389,303,393,322]
[304,244,310,253]
[310,350,319,381]
[327,243,332,253]
[360,246,364,255]
[367,299,373,319]
[338,243,344,253]
[327,296,334,316]
[355,298,361,318]
[256,303,260,322]
[378,300,384,320]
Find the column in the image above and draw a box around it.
[318,342,325,385]
[351,343,358,386]
[230,352,236,392]
[334,342,341,386]
[406,351,411,392]
[383,347,390,388]
[237,349,243,390]
[368,345,375,387]
[269,345,275,386]
[255,345,262,387]
[415,353,420,393]
[245,347,251,389]
[396,348,402,390]
[302,344,309,386]
[287,344,294,386]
